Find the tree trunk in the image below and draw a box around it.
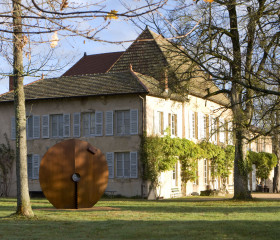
[273,97,280,193]
[233,128,252,199]
[272,126,280,193]
[273,160,280,193]
[13,0,34,217]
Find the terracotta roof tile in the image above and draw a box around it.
[62,51,124,76]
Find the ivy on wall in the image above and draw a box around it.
[141,134,275,189]
[247,151,277,181]
[141,134,234,188]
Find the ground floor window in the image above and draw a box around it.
[27,154,40,180]
[106,152,138,179]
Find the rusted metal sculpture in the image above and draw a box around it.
[39,139,108,209]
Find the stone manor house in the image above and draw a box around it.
[0,28,273,199]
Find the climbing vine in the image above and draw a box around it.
[141,134,234,188]
[141,134,276,191]
[247,151,277,182]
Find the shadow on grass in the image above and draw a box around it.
[0,219,278,240]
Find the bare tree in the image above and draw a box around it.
[138,0,280,199]
[0,0,167,216]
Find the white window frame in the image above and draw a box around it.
[203,115,207,140]
[191,112,195,139]
[219,118,225,143]
[204,159,208,185]
[169,113,177,136]
[154,110,164,135]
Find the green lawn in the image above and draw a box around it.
[0,197,280,240]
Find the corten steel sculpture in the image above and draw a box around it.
[39,139,108,209]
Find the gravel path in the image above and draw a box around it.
[252,193,280,199]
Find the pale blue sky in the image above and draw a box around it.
[0,0,162,94]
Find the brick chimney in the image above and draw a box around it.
[9,76,14,91]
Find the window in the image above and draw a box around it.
[116,110,138,136]
[263,138,266,152]
[155,111,164,135]
[50,114,70,138]
[116,110,130,135]
[11,115,40,140]
[27,154,40,180]
[203,115,207,139]
[219,118,225,143]
[204,159,208,185]
[82,112,95,136]
[193,160,199,185]
[168,113,177,136]
[198,113,206,140]
[192,112,196,138]
[210,116,217,143]
[108,152,138,178]
[51,114,63,138]
[172,162,178,186]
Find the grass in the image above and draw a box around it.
[0,196,280,240]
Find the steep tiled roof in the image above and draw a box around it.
[109,29,168,80]
[110,28,230,106]
[62,52,124,76]
[0,72,148,102]
[0,28,230,106]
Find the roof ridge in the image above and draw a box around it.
[128,68,149,93]
[86,51,124,57]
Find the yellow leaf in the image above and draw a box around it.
[204,0,214,2]
[50,31,59,48]
[105,10,118,20]
[60,0,69,11]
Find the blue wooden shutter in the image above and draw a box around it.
[105,111,114,136]
[106,152,114,179]
[130,109,138,135]
[63,114,70,137]
[33,154,40,180]
[130,152,138,178]
[42,115,49,138]
[73,113,80,137]
[95,111,103,136]
[33,116,40,139]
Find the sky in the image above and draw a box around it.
[0,0,166,94]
